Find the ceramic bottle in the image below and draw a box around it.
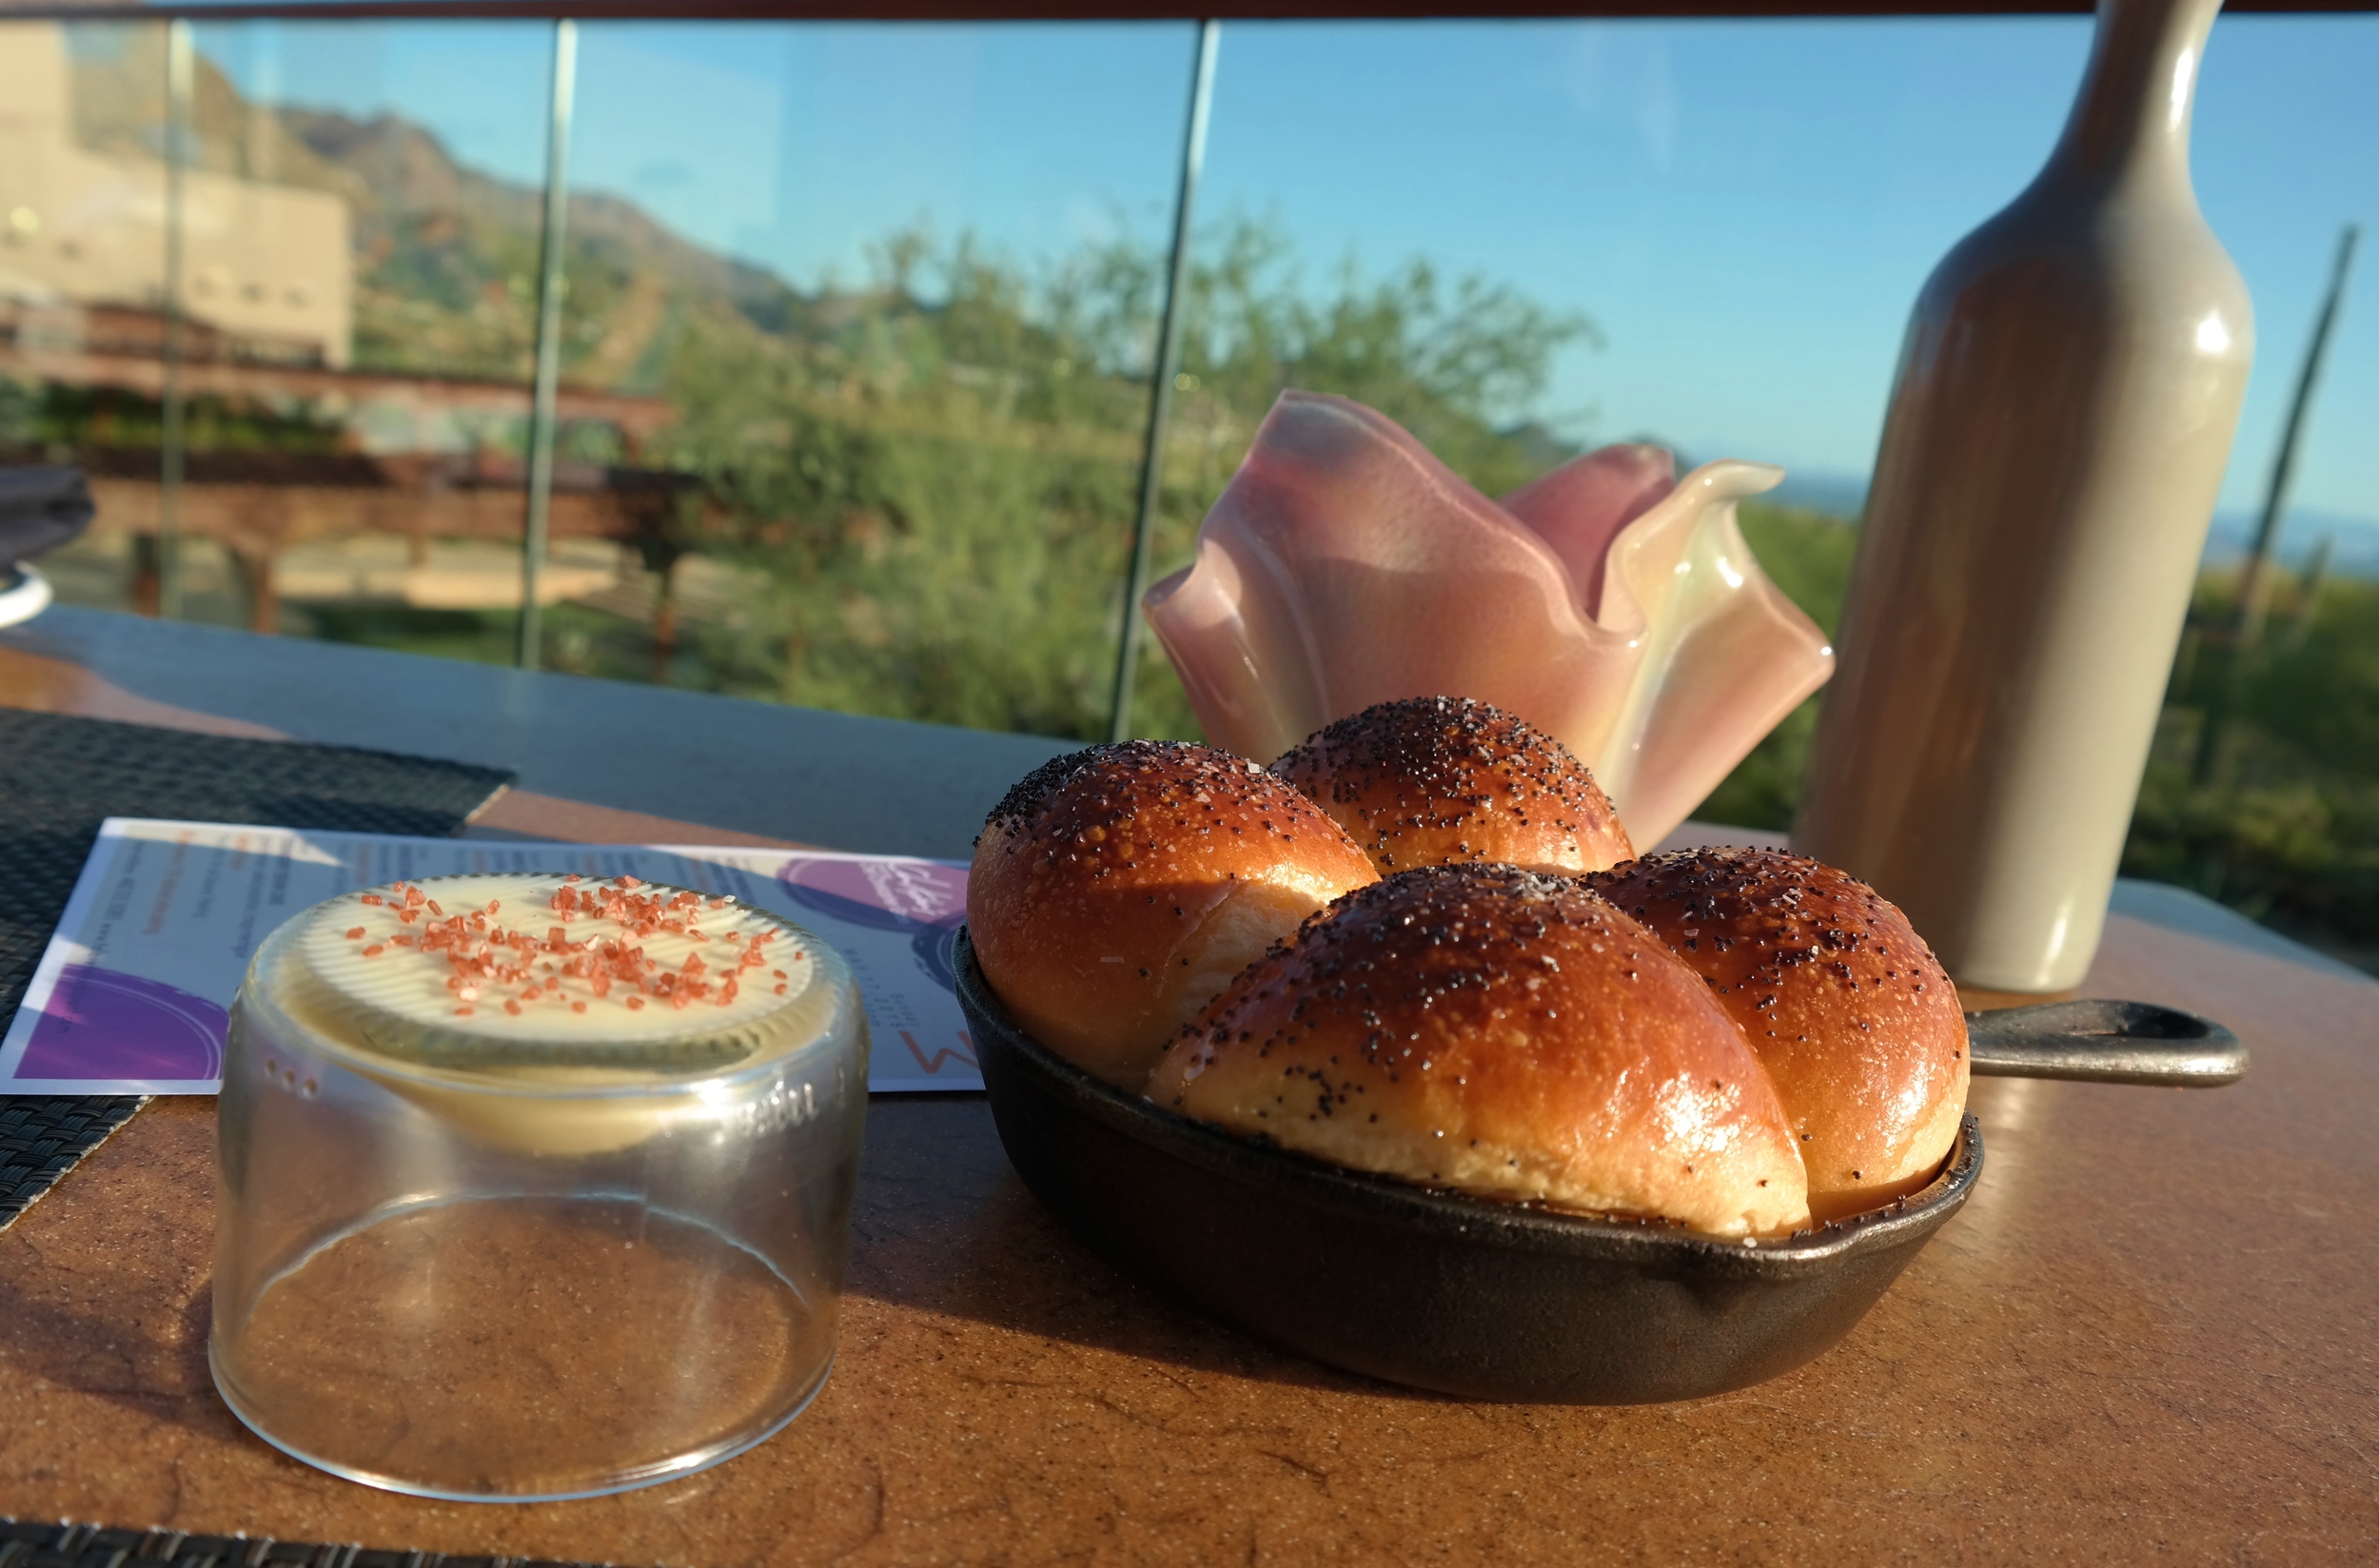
[1792,0,2251,993]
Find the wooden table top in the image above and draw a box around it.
[3,611,2374,1564]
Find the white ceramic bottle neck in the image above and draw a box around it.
[2039,0,2223,203]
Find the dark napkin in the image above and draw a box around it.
[0,710,514,1227]
[0,1518,631,1568]
[0,465,94,571]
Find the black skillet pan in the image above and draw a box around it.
[954,930,2244,1404]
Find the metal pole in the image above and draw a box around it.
[2237,222,2358,652]
[2283,532,2333,651]
[158,17,192,620]
[517,17,577,670]
[2195,221,2358,786]
[1107,19,1218,744]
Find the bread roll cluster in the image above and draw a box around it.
[968,699,1967,1237]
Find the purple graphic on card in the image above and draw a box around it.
[777,858,969,993]
[16,964,228,1083]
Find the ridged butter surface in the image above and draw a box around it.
[293,872,813,1046]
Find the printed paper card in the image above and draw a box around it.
[0,818,983,1094]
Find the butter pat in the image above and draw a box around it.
[235,872,865,1154]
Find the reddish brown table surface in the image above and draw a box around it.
[3,615,2375,1564]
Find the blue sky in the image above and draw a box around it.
[192,14,2379,532]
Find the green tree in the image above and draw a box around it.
[649,215,1599,744]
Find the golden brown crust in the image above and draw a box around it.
[1147,865,1810,1237]
[1273,696,1634,876]
[968,741,1377,1088]
[1586,848,1969,1222]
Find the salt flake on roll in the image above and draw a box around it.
[1141,391,1834,848]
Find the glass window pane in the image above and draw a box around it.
[556,19,1196,734]
[2198,16,2379,561]
[1184,15,2374,537]
[11,17,557,646]
[2,20,169,612]
[2166,16,2379,973]
[1141,18,2107,752]
[1171,15,2378,971]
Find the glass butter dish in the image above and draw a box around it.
[209,872,869,1501]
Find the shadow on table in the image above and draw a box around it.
[846,1096,1454,1402]
[0,1266,219,1432]
[0,1112,237,1441]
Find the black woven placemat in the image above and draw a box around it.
[0,1519,625,1568]
[0,709,512,1227]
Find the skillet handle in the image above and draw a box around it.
[1963,999,2246,1087]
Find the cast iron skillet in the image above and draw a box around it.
[954,930,2243,1404]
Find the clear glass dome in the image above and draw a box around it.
[209,872,870,1501]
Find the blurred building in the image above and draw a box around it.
[0,22,351,367]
